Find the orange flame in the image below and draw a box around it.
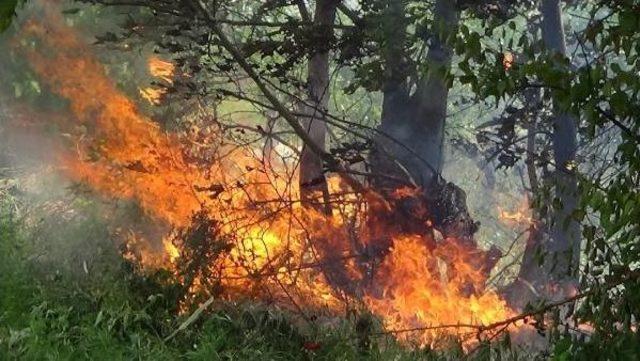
[498,197,534,228]
[14,3,516,347]
[148,56,175,83]
[139,57,175,104]
[498,208,534,225]
[139,87,166,105]
[502,52,514,70]
[365,236,511,346]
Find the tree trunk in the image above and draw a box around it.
[368,0,500,286]
[508,0,580,306]
[372,0,458,191]
[409,0,458,178]
[540,0,581,295]
[298,0,360,294]
[299,0,338,215]
[370,0,480,240]
[369,0,409,190]
[503,88,546,307]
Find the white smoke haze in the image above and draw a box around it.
[0,1,169,276]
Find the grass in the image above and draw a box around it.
[0,200,536,361]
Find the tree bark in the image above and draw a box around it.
[368,0,500,286]
[503,88,546,307]
[508,0,581,306]
[299,0,338,215]
[540,0,581,295]
[372,0,458,191]
[369,0,409,191]
[370,0,481,241]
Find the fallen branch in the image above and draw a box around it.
[164,296,215,342]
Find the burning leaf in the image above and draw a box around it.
[502,52,514,70]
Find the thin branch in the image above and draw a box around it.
[595,106,640,144]
[337,3,362,25]
[191,0,388,205]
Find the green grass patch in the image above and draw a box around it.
[0,202,532,360]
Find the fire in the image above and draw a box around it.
[366,236,512,346]
[498,197,534,228]
[147,56,175,83]
[498,208,534,225]
[502,52,514,70]
[140,56,175,104]
[163,236,181,263]
[13,2,516,348]
[139,87,166,105]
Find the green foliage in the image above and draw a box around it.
[0,0,20,32]
[564,3,640,358]
[0,204,179,360]
[0,205,527,360]
[456,1,640,358]
[3,0,640,359]
[552,332,640,361]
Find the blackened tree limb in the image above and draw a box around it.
[337,3,362,25]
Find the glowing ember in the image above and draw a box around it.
[498,208,534,225]
[14,3,516,347]
[502,52,514,70]
[163,236,181,263]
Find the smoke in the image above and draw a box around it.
[442,141,532,288]
[0,0,166,277]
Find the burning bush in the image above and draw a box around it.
[0,2,525,348]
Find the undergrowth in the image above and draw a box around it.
[0,202,542,361]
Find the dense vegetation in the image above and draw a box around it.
[0,204,533,360]
[1,0,640,359]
